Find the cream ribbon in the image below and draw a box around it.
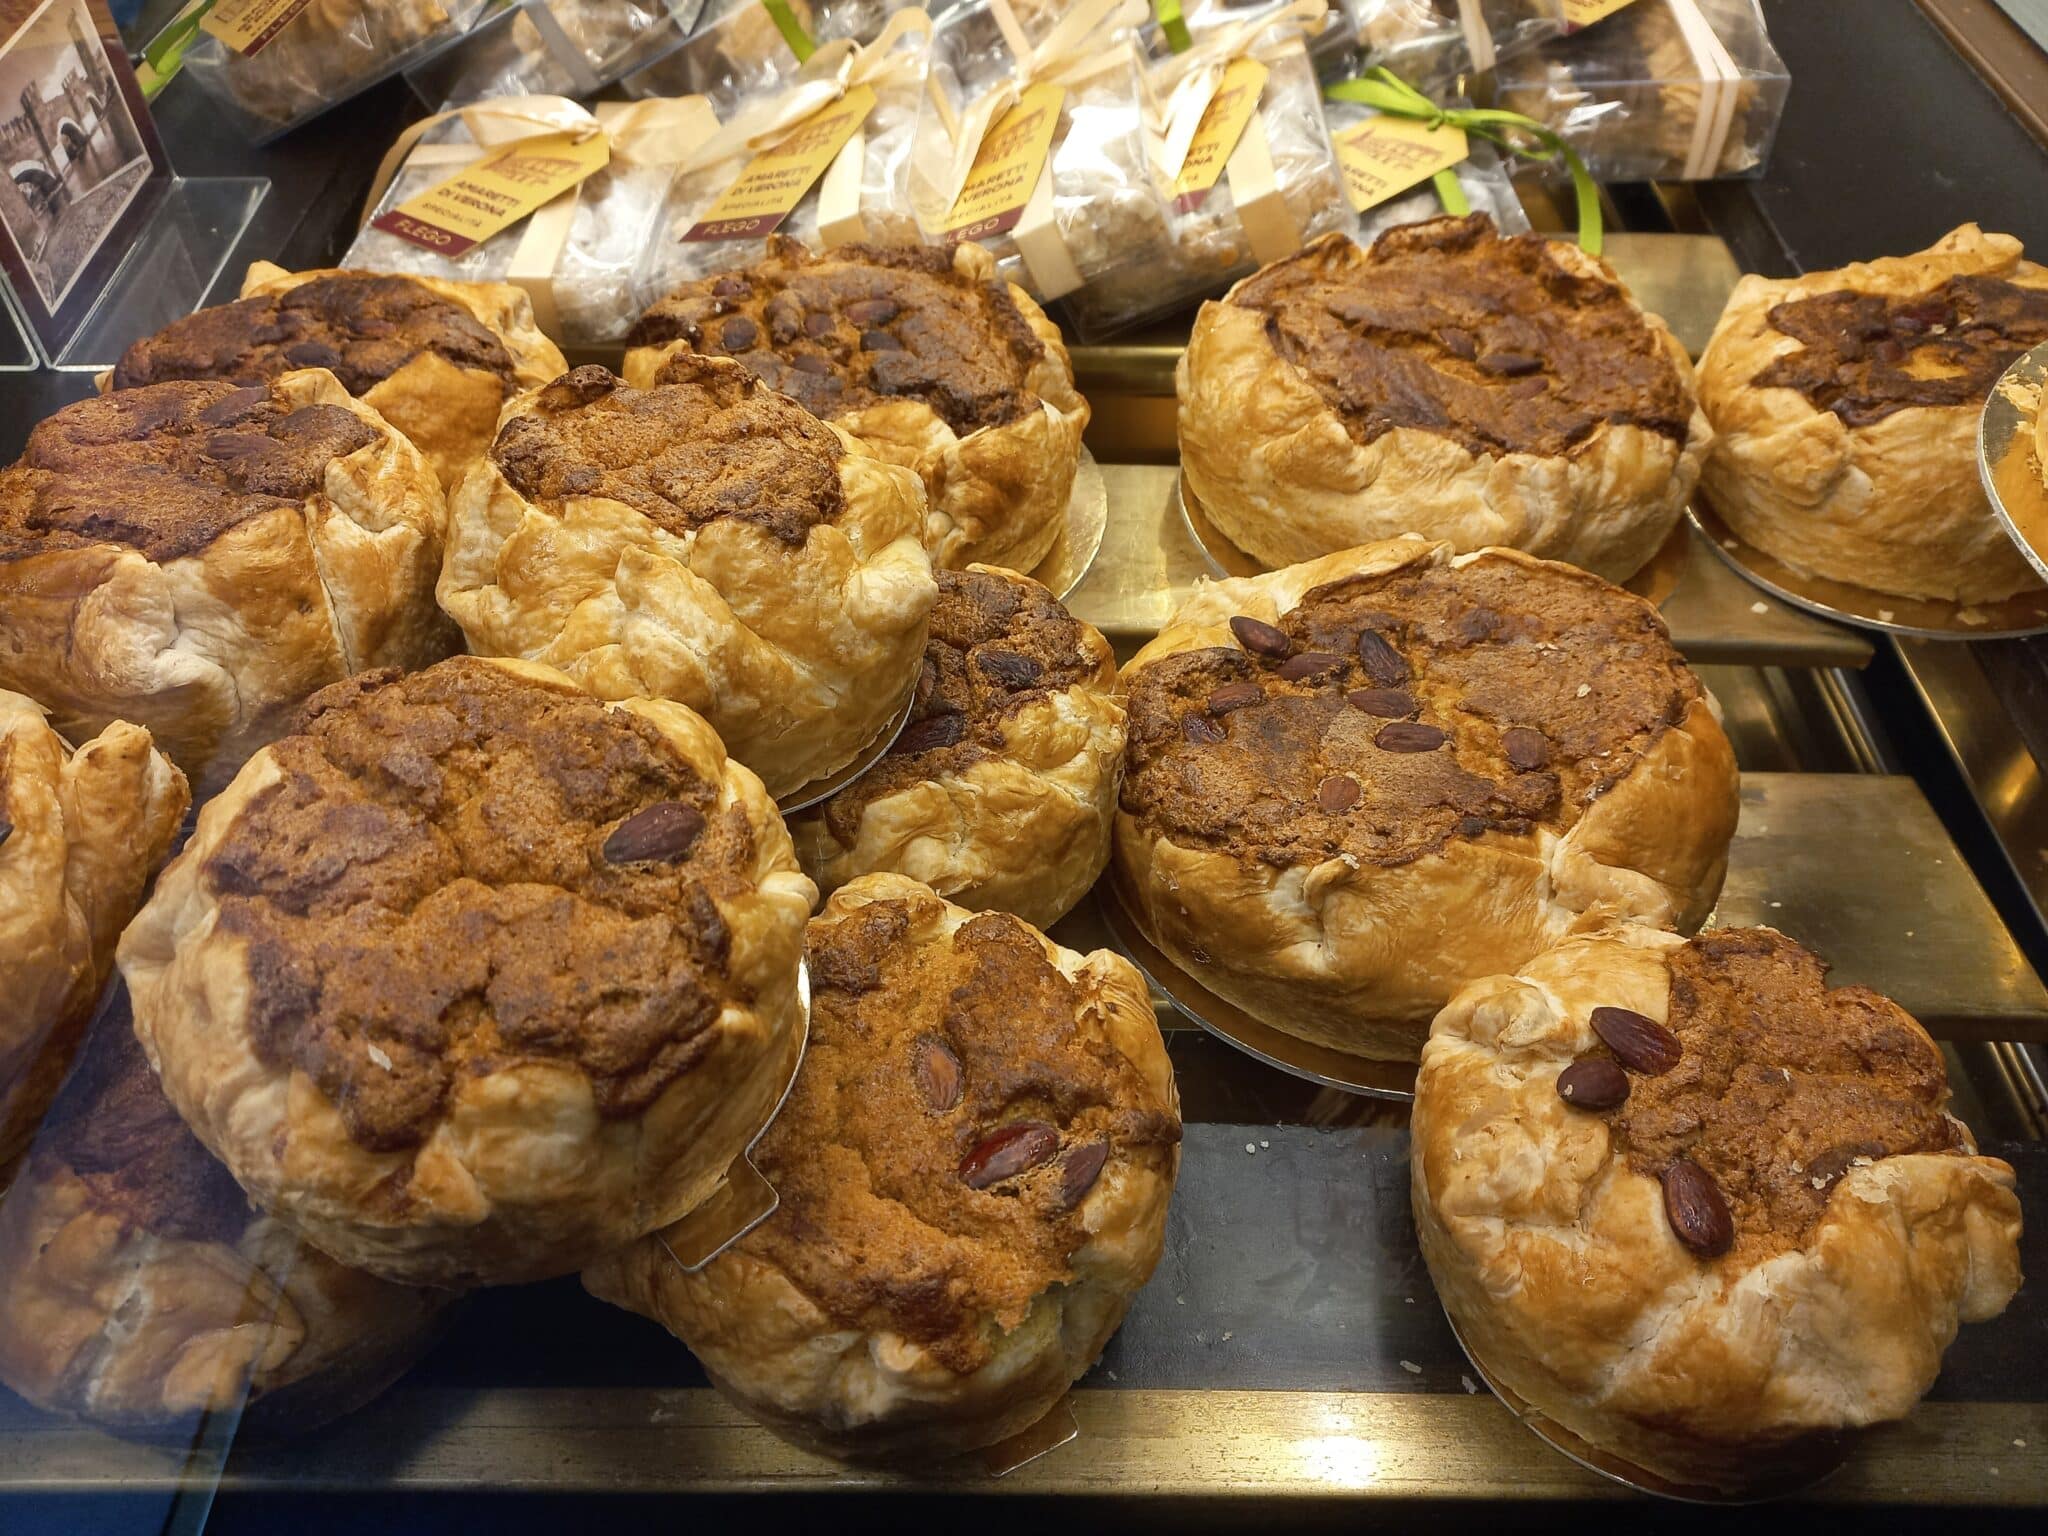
[1148,0,1326,184]
[1456,0,1496,72]
[1664,0,1742,180]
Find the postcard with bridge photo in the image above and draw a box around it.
[0,0,167,357]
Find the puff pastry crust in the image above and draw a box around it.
[1177,217,1712,582]
[0,693,188,1173]
[790,567,1123,928]
[0,994,445,1430]
[585,874,1180,1462]
[439,360,935,798]
[626,239,1089,574]
[117,656,816,1287]
[1113,539,1738,1059]
[1412,923,2024,1491]
[0,373,453,799]
[1697,224,2048,603]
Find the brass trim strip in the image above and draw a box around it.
[1915,0,2048,150]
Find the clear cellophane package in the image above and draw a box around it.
[176,0,494,142]
[622,0,922,108]
[632,12,932,311]
[1347,0,1564,88]
[406,0,705,106]
[348,100,714,347]
[1066,6,1349,338]
[907,0,1175,305]
[1486,0,1788,180]
[1321,90,1531,241]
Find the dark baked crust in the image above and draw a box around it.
[490,361,844,547]
[631,238,1046,437]
[1753,276,2048,428]
[744,898,1180,1374]
[111,274,519,399]
[36,988,251,1247]
[202,657,760,1154]
[821,568,1098,846]
[0,382,375,564]
[1228,215,1693,458]
[1121,553,1698,869]
[1608,929,1965,1264]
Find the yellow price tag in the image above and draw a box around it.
[1332,114,1469,214]
[684,86,877,242]
[199,0,316,56]
[1563,0,1641,29]
[372,130,611,257]
[1173,57,1269,210]
[941,82,1066,240]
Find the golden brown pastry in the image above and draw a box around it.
[1177,216,1712,582]
[789,567,1123,929]
[584,873,1181,1462]
[0,991,446,1431]
[117,656,816,1288]
[0,694,188,1173]
[438,359,934,799]
[0,375,452,799]
[1114,538,1738,1059]
[627,239,1089,575]
[1413,924,2025,1493]
[1697,224,2048,604]
[111,263,567,493]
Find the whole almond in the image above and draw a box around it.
[1355,629,1410,686]
[1806,1139,1887,1190]
[1207,681,1263,714]
[1589,1006,1682,1075]
[977,649,1044,689]
[1276,651,1348,682]
[1346,687,1415,718]
[1374,721,1447,753]
[1183,714,1228,744]
[1502,727,1551,771]
[913,1036,963,1113]
[1661,1159,1735,1257]
[602,802,706,865]
[1229,615,1292,658]
[1555,1057,1630,1110]
[960,1122,1060,1189]
[892,712,966,755]
[1058,1141,1110,1209]
[1316,774,1362,813]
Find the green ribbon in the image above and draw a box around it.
[138,0,218,100]
[1324,67,1603,256]
[1154,0,1193,54]
[760,0,817,62]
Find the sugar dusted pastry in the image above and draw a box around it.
[584,874,1181,1462]
[0,993,445,1430]
[439,359,934,799]
[1413,924,2025,1492]
[1114,538,1738,1059]
[629,239,1088,574]
[1697,224,2048,604]
[0,376,453,798]
[790,567,1123,928]
[0,694,187,1172]
[112,263,567,492]
[118,656,816,1288]
[1177,216,1712,582]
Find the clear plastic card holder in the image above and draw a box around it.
[404,0,711,107]
[39,175,268,371]
[1485,0,1790,182]
[171,0,496,145]
[0,281,37,372]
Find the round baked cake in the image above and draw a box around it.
[0,990,446,1430]
[1177,216,1712,582]
[1114,538,1738,1059]
[584,873,1181,1463]
[439,358,934,799]
[626,238,1088,574]
[0,691,187,1173]
[112,262,567,493]
[117,655,816,1287]
[789,566,1123,929]
[1697,224,2048,604]
[1413,923,2025,1492]
[0,374,453,798]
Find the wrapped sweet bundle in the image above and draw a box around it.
[1488,0,1790,181]
[348,96,721,347]
[407,0,702,105]
[634,10,934,305]
[1066,0,1350,338]
[173,0,493,141]
[1348,0,1564,86]
[1320,91,1530,241]
[623,0,918,106]
[907,0,1176,305]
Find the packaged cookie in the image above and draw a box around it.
[1488,0,1789,181]
[1068,0,1350,338]
[170,0,493,142]
[349,96,721,347]
[1350,0,1564,86]
[623,0,919,107]
[1321,91,1530,241]
[406,0,703,105]
[908,0,1175,303]
[634,10,934,304]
